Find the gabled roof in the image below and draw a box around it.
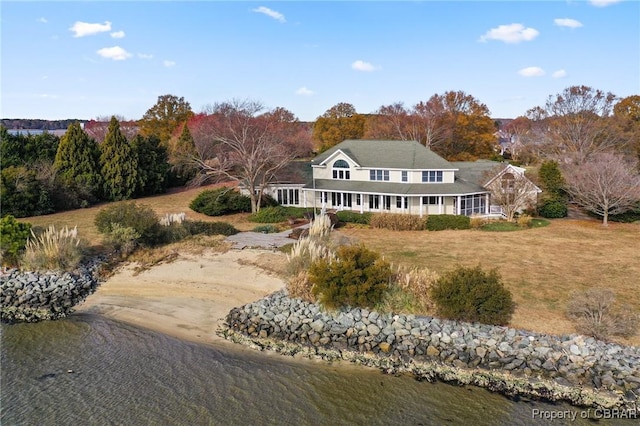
[451,160,504,187]
[312,139,455,170]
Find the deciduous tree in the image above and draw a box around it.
[100,117,138,201]
[562,152,640,226]
[85,115,139,143]
[527,86,625,163]
[187,99,312,213]
[313,102,365,152]
[139,94,193,145]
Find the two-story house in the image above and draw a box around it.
[258,139,540,217]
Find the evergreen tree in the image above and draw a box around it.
[100,117,138,201]
[131,134,169,197]
[53,121,101,203]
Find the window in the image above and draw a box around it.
[355,194,361,206]
[370,169,389,181]
[332,159,350,180]
[278,189,299,205]
[460,194,486,216]
[501,172,515,192]
[369,195,379,209]
[422,170,443,182]
[383,196,391,210]
[396,196,408,209]
[401,171,408,182]
[422,196,439,205]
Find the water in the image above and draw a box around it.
[1,314,632,425]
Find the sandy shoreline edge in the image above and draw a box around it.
[75,249,287,349]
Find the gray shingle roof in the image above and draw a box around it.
[311,139,455,170]
[451,160,505,186]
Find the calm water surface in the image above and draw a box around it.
[1,314,632,425]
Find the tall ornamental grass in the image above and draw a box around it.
[22,225,85,271]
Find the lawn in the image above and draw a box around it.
[19,191,640,346]
[337,219,640,345]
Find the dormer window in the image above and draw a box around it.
[332,159,350,180]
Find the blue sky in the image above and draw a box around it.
[2,1,638,122]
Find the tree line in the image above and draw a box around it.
[2,87,639,223]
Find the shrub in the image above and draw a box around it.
[104,223,140,256]
[390,266,439,314]
[247,206,309,223]
[426,215,471,231]
[253,224,280,234]
[95,202,163,246]
[189,187,251,216]
[516,213,532,228]
[336,211,372,225]
[370,213,426,231]
[538,199,568,218]
[22,225,85,271]
[286,271,315,303]
[309,244,392,310]
[470,216,489,229]
[566,288,638,341]
[181,220,239,237]
[0,215,32,267]
[431,265,515,325]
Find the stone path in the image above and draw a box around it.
[225,224,309,249]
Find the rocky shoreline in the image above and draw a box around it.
[0,258,102,323]
[220,291,639,410]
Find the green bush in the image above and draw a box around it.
[426,215,471,231]
[336,211,372,225]
[431,265,515,325]
[95,202,163,246]
[0,215,32,267]
[248,206,309,223]
[104,223,140,256]
[538,199,568,218]
[189,187,252,216]
[309,244,392,310]
[253,224,280,233]
[370,213,426,231]
[181,220,239,236]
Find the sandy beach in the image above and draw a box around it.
[76,249,287,348]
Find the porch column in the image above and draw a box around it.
[485,193,490,215]
[303,190,307,208]
[360,194,364,214]
[439,196,443,214]
[457,196,461,215]
[321,192,326,209]
[419,199,423,217]
[340,192,344,211]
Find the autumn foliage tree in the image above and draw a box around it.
[562,152,640,226]
[364,91,497,160]
[139,94,193,145]
[186,99,312,213]
[100,117,138,201]
[313,102,366,152]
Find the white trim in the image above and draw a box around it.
[317,149,361,168]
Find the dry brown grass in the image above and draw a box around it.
[19,183,258,246]
[338,218,640,345]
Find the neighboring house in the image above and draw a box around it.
[248,139,540,218]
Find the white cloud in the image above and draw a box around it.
[518,66,546,77]
[295,86,315,96]
[96,46,132,61]
[554,18,583,28]
[37,17,47,24]
[252,6,286,23]
[552,69,567,78]
[351,60,378,72]
[110,30,125,39]
[70,21,112,37]
[163,60,176,67]
[589,0,621,7]
[138,53,153,59]
[479,23,539,43]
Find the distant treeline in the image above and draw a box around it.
[1,119,84,130]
